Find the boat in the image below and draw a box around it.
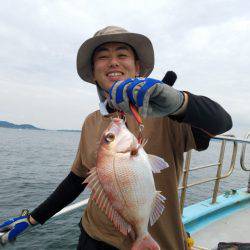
[181,133,250,249]
[1,132,249,249]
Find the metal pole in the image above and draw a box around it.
[248,174,250,193]
[212,140,226,204]
[180,150,192,214]
[240,132,250,193]
[0,199,89,239]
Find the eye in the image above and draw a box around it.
[98,55,109,60]
[118,54,128,58]
[105,133,115,142]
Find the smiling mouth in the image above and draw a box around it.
[106,72,124,77]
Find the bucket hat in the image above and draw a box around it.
[77,26,154,84]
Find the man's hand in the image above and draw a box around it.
[0,211,35,245]
[109,77,185,117]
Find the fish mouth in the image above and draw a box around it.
[107,119,124,135]
[111,118,124,124]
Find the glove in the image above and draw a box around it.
[0,210,33,245]
[109,77,184,117]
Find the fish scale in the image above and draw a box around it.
[114,151,154,207]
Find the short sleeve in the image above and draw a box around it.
[71,123,89,178]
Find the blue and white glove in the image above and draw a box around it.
[109,77,184,117]
[0,211,33,245]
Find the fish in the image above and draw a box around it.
[84,118,168,250]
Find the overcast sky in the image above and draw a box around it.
[0,0,249,135]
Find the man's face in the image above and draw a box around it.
[92,42,140,92]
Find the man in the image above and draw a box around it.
[0,26,232,249]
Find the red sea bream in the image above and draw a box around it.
[84,118,168,250]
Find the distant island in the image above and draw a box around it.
[0,121,80,132]
[0,121,44,130]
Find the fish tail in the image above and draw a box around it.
[131,233,160,250]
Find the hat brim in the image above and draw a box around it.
[77,32,154,84]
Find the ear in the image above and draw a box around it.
[135,60,140,77]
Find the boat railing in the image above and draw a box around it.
[48,131,250,219]
[1,132,250,240]
[240,132,250,171]
[178,132,250,214]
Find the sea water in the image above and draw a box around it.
[0,128,249,249]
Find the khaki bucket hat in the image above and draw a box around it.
[77,26,154,84]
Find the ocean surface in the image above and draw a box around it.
[0,127,249,250]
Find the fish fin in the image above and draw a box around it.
[83,167,132,236]
[106,201,132,236]
[148,154,169,173]
[141,138,148,147]
[83,167,97,184]
[149,191,166,226]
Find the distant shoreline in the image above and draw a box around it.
[0,121,80,132]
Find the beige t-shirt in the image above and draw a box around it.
[71,110,196,250]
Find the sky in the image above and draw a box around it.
[0,0,249,134]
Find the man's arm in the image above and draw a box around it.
[170,92,233,150]
[30,171,86,224]
[108,77,232,151]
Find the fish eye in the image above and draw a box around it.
[105,133,115,142]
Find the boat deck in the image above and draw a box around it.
[192,207,250,249]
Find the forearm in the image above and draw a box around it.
[171,92,232,134]
[30,171,86,225]
[170,92,232,150]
